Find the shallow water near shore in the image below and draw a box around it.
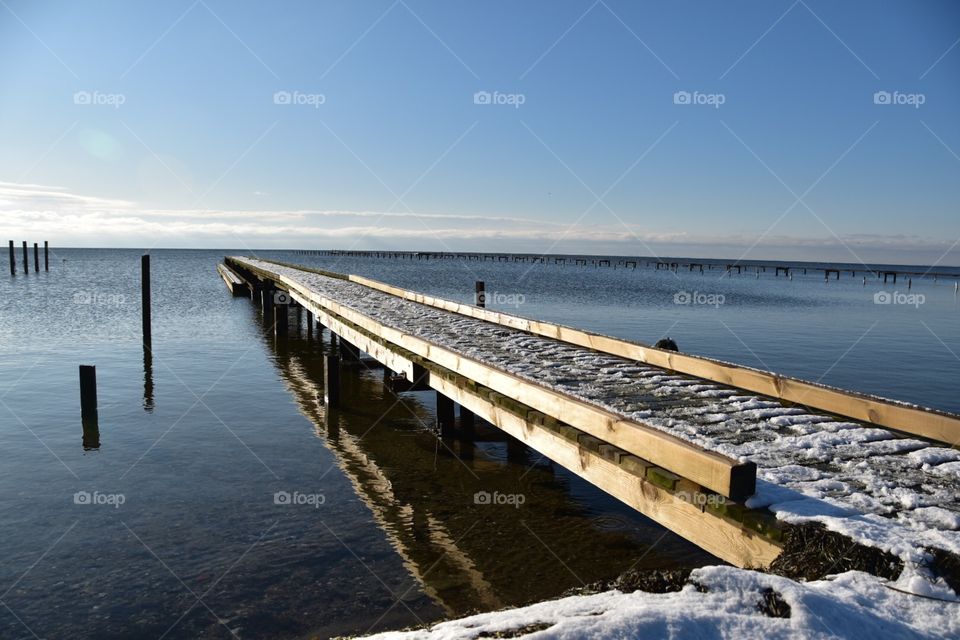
[0,248,957,638]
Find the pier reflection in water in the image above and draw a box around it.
[263,302,717,617]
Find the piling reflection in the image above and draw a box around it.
[256,305,716,617]
[82,417,100,450]
[143,346,154,412]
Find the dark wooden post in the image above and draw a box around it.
[324,354,340,408]
[306,310,313,338]
[79,365,98,420]
[436,392,456,437]
[475,281,485,307]
[460,406,475,434]
[22,241,28,273]
[141,255,151,347]
[44,241,48,271]
[273,303,288,337]
[8,241,13,276]
[33,243,39,272]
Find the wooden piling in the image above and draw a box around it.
[79,365,98,420]
[460,406,475,434]
[33,243,39,272]
[141,255,151,347]
[44,241,48,271]
[8,241,13,276]
[22,241,28,274]
[436,392,456,437]
[306,310,314,338]
[324,354,340,408]
[273,303,288,337]
[475,281,485,308]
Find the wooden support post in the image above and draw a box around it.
[436,392,455,437]
[306,310,314,338]
[273,303,288,337]
[79,365,98,420]
[262,281,274,316]
[475,281,485,307]
[8,241,13,276]
[33,243,39,272]
[141,255,151,347]
[324,355,340,408]
[460,406,475,434]
[22,241,28,273]
[44,241,48,271]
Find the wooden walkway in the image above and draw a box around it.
[222,257,960,570]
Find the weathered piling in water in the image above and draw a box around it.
[8,241,13,276]
[44,241,48,271]
[324,354,340,408]
[475,281,486,307]
[33,243,39,272]
[141,255,152,347]
[306,310,314,338]
[22,241,28,274]
[436,392,456,437]
[460,406,475,433]
[79,365,98,420]
[273,303,288,337]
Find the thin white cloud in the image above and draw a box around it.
[1,181,957,264]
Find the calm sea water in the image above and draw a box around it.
[0,248,957,639]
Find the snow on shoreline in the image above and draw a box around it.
[360,567,958,640]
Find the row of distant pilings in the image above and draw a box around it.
[292,249,959,287]
[8,240,49,274]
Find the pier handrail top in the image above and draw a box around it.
[227,257,960,446]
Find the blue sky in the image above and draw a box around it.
[1,0,958,264]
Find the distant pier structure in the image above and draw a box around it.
[286,250,958,285]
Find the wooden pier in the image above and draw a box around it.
[221,256,960,570]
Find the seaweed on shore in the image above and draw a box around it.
[924,546,960,594]
[768,522,903,582]
[563,567,694,597]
